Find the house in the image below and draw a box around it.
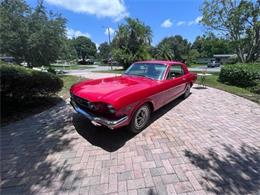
[213,54,237,64]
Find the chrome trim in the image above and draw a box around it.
[71,100,128,129]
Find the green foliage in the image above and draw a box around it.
[58,38,77,60]
[47,67,56,74]
[112,18,152,69]
[98,42,111,60]
[73,36,97,61]
[154,43,174,60]
[219,64,260,87]
[187,49,200,64]
[0,0,67,67]
[0,63,63,101]
[0,0,30,64]
[192,33,234,58]
[155,35,190,61]
[27,1,66,66]
[201,0,260,62]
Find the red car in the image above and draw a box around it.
[70,60,197,133]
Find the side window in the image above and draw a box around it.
[167,65,184,79]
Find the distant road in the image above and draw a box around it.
[188,65,221,73]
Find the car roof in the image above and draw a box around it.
[135,60,184,65]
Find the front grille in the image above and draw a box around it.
[71,94,119,120]
[72,95,92,112]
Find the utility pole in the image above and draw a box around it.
[107,27,112,70]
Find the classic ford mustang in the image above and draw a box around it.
[70,60,197,133]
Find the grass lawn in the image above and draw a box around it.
[188,63,203,68]
[58,75,86,99]
[195,73,260,104]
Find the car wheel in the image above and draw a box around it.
[128,104,151,133]
[182,84,191,99]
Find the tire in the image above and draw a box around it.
[182,84,191,99]
[128,103,151,133]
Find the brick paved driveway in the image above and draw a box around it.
[1,86,260,195]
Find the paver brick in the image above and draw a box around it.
[127,178,145,190]
[173,181,194,194]
[1,84,260,195]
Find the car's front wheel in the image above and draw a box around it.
[128,103,151,133]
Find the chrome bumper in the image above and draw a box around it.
[70,101,128,129]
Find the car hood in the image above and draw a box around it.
[71,75,157,104]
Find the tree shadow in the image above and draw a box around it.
[184,144,260,194]
[1,96,62,126]
[193,86,208,89]
[1,101,81,194]
[73,95,184,152]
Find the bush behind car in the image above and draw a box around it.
[0,63,63,101]
[219,64,260,88]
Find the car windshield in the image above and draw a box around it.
[124,63,166,80]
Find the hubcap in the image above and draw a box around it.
[134,106,149,129]
[185,85,190,96]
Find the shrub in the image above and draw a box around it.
[0,64,63,101]
[47,67,57,74]
[219,64,260,87]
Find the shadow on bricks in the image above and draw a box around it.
[1,101,81,194]
[73,96,184,152]
[185,144,260,194]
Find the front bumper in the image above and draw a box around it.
[70,100,128,129]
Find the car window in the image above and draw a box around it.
[124,63,167,80]
[167,64,185,79]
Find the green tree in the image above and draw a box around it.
[27,1,66,66]
[112,18,152,69]
[154,43,174,60]
[98,42,111,60]
[192,34,234,57]
[0,0,67,67]
[201,0,260,62]
[187,49,200,64]
[58,38,77,61]
[73,36,96,62]
[156,35,190,60]
[0,0,30,64]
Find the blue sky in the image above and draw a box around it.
[26,0,205,47]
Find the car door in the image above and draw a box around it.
[164,64,187,100]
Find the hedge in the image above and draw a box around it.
[219,64,260,87]
[0,63,63,101]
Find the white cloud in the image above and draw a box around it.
[195,16,203,23]
[67,28,91,38]
[177,21,186,26]
[104,27,115,36]
[187,21,195,26]
[161,19,173,28]
[46,0,129,21]
[176,16,202,26]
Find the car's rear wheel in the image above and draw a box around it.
[182,84,191,99]
[128,103,151,133]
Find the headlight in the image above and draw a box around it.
[107,104,115,114]
[93,102,116,114]
[88,102,96,110]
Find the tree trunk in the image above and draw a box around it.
[236,47,245,63]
